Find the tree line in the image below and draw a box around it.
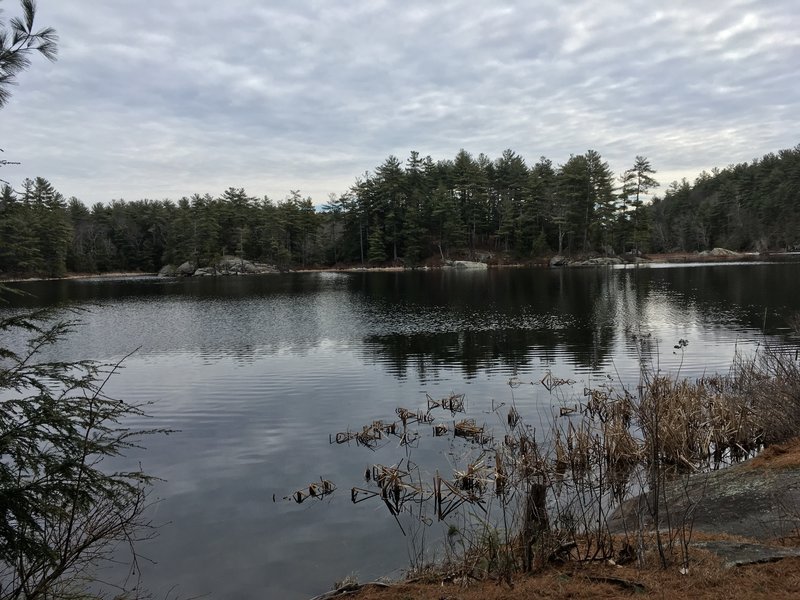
[1,145,798,277]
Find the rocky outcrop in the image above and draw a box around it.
[701,247,741,257]
[569,256,624,267]
[159,256,279,277]
[609,457,800,543]
[549,255,630,267]
[447,260,488,270]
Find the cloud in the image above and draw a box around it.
[1,0,798,203]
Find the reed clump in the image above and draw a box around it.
[290,342,800,585]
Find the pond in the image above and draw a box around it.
[2,263,799,599]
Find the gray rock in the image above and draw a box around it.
[176,261,196,275]
[588,257,623,266]
[451,260,488,269]
[609,461,800,543]
[214,256,278,275]
[568,257,623,267]
[710,247,740,256]
[158,264,178,277]
[549,255,569,267]
[171,257,279,277]
[693,541,800,568]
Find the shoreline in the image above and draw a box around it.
[2,252,798,284]
[0,271,157,284]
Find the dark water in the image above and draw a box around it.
[2,263,799,598]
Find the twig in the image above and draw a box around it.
[308,581,391,600]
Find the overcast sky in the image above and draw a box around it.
[2,0,798,205]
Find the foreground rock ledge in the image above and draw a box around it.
[609,446,800,566]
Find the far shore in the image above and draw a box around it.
[2,251,797,284]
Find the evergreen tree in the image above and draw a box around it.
[367,221,387,263]
[431,183,465,259]
[621,156,659,252]
[66,196,94,272]
[29,177,70,277]
[556,154,590,253]
[0,183,41,273]
[585,150,616,252]
[374,156,406,262]
[494,149,528,253]
[0,0,57,109]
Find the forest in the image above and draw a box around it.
[1,145,799,277]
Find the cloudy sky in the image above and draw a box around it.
[2,0,798,205]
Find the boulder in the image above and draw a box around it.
[570,257,622,267]
[214,256,278,275]
[171,257,279,277]
[710,247,740,256]
[251,262,279,274]
[176,261,196,276]
[592,257,622,265]
[549,255,569,267]
[158,264,178,277]
[451,260,488,269]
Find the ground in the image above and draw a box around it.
[347,558,800,600]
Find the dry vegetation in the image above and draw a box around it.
[298,337,800,600]
[348,557,800,600]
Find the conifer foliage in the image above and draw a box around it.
[3,146,800,276]
[0,298,160,599]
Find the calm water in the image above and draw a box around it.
[2,264,799,598]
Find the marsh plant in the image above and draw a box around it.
[289,333,800,585]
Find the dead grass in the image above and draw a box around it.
[745,437,800,470]
[308,344,800,599]
[348,556,800,600]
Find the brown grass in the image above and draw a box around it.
[315,343,800,600]
[744,437,800,470]
[349,556,800,599]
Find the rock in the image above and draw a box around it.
[589,257,623,266]
[608,458,800,542]
[240,261,259,274]
[215,256,278,275]
[567,257,624,267]
[170,257,279,277]
[709,247,740,256]
[549,255,569,267]
[158,264,178,277]
[176,261,196,276]
[693,541,800,569]
[451,260,488,269]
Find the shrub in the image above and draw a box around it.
[0,286,160,599]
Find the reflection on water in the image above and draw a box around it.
[2,264,800,599]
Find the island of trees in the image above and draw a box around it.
[1,144,799,278]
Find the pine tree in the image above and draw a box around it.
[0,0,58,109]
[367,221,387,263]
[29,177,71,277]
[621,156,659,253]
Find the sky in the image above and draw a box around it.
[1,0,799,206]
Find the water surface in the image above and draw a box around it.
[3,264,799,598]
